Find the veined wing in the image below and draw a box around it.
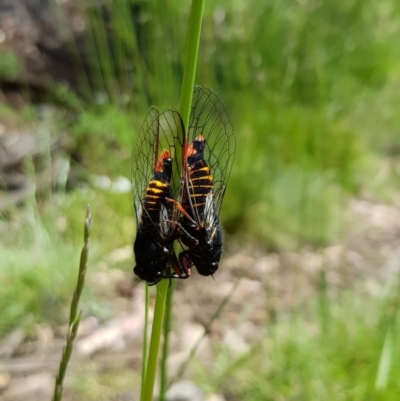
[187,86,236,217]
[132,107,185,227]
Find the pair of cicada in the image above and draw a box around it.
[132,87,235,285]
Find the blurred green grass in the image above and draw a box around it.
[217,289,400,400]
[59,0,400,248]
[2,0,400,399]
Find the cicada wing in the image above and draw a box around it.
[132,106,185,235]
[187,86,236,216]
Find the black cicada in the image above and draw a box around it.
[132,108,189,285]
[177,86,235,277]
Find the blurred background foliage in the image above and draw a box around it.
[82,0,398,247]
[8,0,399,247]
[2,0,400,399]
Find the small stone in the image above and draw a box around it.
[0,371,11,390]
[223,328,250,356]
[205,395,226,401]
[166,380,204,401]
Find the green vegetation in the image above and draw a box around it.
[220,290,400,400]
[2,0,400,399]
[55,0,400,248]
[53,206,91,401]
[0,50,22,81]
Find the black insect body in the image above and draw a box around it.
[177,87,235,277]
[132,109,188,285]
[179,135,224,276]
[133,152,176,285]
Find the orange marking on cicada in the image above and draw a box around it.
[155,149,170,172]
[185,135,205,158]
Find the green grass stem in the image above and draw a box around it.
[159,280,175,400]
[376,327,393,390]
[159,0,204,397]
[140,284,150,395]
[179,0,204,130]
[141,279,169,401]
[52,205,91,401]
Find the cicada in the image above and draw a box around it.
[177,86,235,277]
[132,108,188,285]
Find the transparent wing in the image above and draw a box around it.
[187,86,236,216]
[132,107,185,224]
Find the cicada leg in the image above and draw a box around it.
[165,197,198,227]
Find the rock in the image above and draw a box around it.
[205,395,226,401]
[0,328,25,359]
[166,380,204,401]
[2,372,53,401]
